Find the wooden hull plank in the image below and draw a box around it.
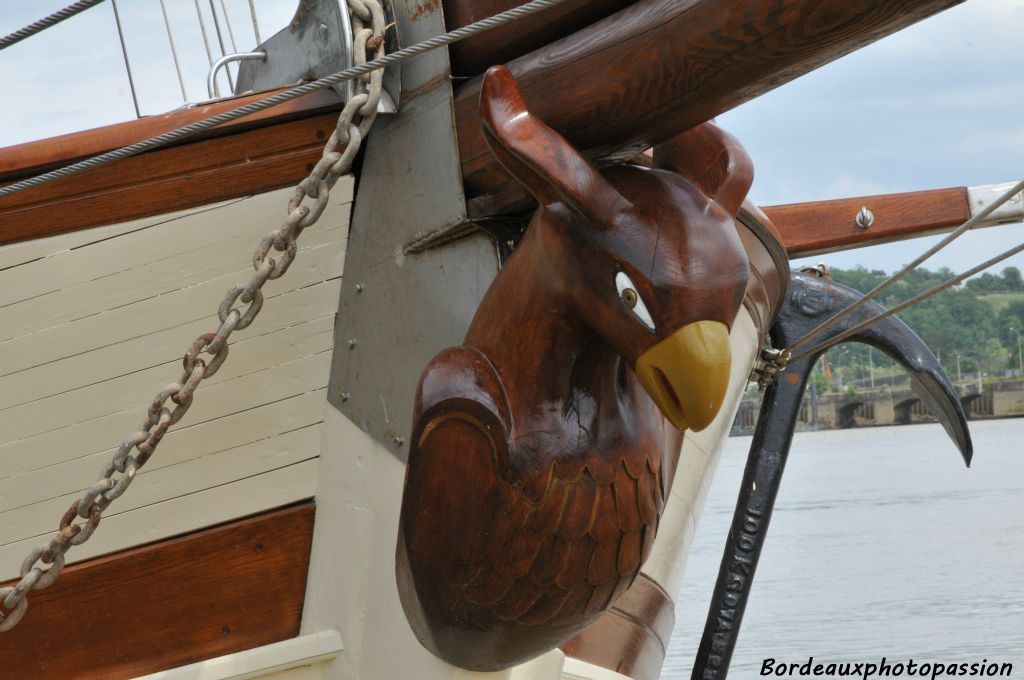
[0,502,316,680]
[0,186,349,580]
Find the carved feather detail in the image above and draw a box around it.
[400,344,665,665]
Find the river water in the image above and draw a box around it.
[663,419,1024,678]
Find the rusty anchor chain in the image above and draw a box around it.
[0,0,386,632]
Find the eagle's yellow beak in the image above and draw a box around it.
[634,320,731,432]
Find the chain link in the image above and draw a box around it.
[0,0,386,633]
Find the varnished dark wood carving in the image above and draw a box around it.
[0,503,315,680]
[396,67,751,671]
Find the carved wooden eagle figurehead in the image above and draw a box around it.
[396,66,753,671]
[477,66,750,430]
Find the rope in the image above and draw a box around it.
[0,0,108,51]
[0,0,566,200]
[790,238,1024,361]
[784,179,1024,353]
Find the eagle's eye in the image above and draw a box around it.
[615,271,655,331]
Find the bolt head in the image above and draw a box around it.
[393,436,404,446]
[855,205,875,229]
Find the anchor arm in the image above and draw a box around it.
[691,271,971,680]
[772,272,971,465]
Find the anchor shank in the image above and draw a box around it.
[691,356,815,680]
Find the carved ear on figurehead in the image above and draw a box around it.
[652,121,753,217]
[479,65,628,226]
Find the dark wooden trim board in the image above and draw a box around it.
[0,89,344,182]
[0,113,342,246]
[0,502,315,679]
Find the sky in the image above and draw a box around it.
[0,0,1021,275]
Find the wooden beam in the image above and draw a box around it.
[0,113,342,245]
[763,187,972,257]
[454,0,964,217]
[0,502,315,680]
[444,0,638,77]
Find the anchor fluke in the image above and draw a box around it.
[782,271,971,464]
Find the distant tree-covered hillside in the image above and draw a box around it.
[812,266,1024,391]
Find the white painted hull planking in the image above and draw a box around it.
[0,184,761,679]
[0,183,350,578]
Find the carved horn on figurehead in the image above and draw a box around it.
[479,66,629,226]
[652,121,754,218]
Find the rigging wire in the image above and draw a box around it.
[207,0,235,92]
[248,0,262,45]
[159,0,190,103]
[0,0,569,200]
[784,179,1024,353]
[219,0,241,55]
[194,0,216,68]
[0,0,107,51]
[110,0,141,119]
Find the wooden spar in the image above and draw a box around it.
[764,187,971,257]
[444,0,638,77]
[453,0,965,218]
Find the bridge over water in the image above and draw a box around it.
[733,379,1024,434]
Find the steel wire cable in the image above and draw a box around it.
[0,0,108,51]
[0,0,566,200]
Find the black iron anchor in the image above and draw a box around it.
[691,270,972,680]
